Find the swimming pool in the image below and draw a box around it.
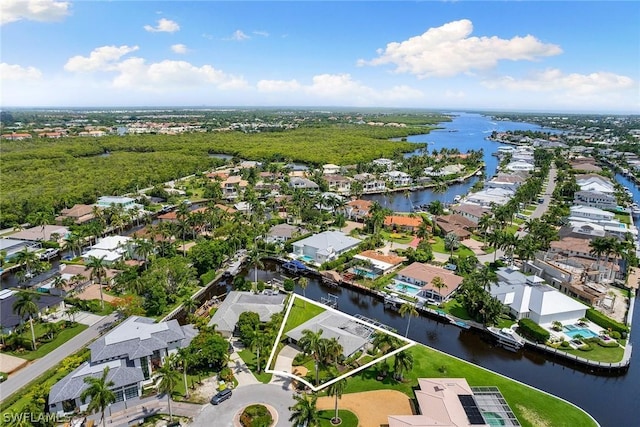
[564,325,598,339]
[351,267,378,279]
[298,255,315,263]
[482,412,506,426]
[390,281,422,296]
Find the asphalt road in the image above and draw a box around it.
[190,384,296,427]
[0,313,119,402]
[530,166,558,220]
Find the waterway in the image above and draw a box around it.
[364,112,560,211]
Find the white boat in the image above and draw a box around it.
[453,195,462,202]
[487,327,525,352]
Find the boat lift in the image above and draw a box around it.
[320,293,338,308]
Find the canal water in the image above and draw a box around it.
[364,112,560,211]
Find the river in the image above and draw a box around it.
[364,112,560,211]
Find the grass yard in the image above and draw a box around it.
[6,322,88,361]
[238,349,272,384]
[283,298,325,333]
[614,213,631,225]
[344,344,597,427]
[381,231,414,244]
[318,410,358,427]
[562,343,625,363]
[441,299,472,320]
[431,236,475,258]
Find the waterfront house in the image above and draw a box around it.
[435,214,476,239]
[353,173,386,192]
[265,224,308,244]
[48,316,197,415]
[55,204,95,225]
[576,176,615,194]
[568,205,615,222]
[465,188,514,207]
[322,164,341,175]
[81,235,136,265]
[573,190,617,211]
[505,161,534,172]
[207,291,287,337]
[491,266,588,326]
[384,215,423,234]
[324,174,352,195]
[353,250,405,276]
[388,378,519,427]
[343,199,372,221]
[9,225,69,243]
[96,196,139,211]
[0,239,40,262]
[484,174,525,192]
[291,231,361,265]
[289,177,320,190]
[372,158,395,170]
[383,170,412,187]
[221,175,249,199]
[395,262,463,302]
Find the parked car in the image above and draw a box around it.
[210,388,232,405]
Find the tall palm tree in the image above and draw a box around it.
[247,247,264,293]
[393,350,414,381]
[14,248,38,278]
[371,331,402,355]
[298,329,326,386]
[248,323,266,373]
[134,238,155,269]
[444,232,460,257]
[431,276,448,302]
[298,276,308,306]
[85,255,108,309]
[12,291,39,350]
[156,356,181,420]
[399,302,418,338]
[477,214,494,248]
[327,379,347,424]
[289,393,319,427]
[80,367,115,427]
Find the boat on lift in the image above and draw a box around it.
[487,327,525,352]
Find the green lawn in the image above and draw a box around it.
[344,344,597,427]
[381,231,414,244]
[6,322,88,361]
[614,213,631,225]
[561,343,625,363]
[440,299,472,320]
[318,409,358,427]
[431,236,475,258]
[238,349,272,383]
[283,298,326,333]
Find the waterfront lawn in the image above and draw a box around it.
[238,349,272,383]
[440,299,472,320]
[614,213,631,225]
[431,237,475,258]
[562,343,625,363]
[345,345,597,427]
[283,298,326,333]
[381,231,414,244]
[6,322,88,361]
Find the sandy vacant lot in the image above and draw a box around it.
[316,389,413,427]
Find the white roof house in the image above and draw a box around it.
[292,231,361,265]
[96,196,141,210]
[81,235,135,265]
[464,188,514,207]
[491,267,588,326]
[322,164,341,175]
[577,177,615,194]
[506,161,534,172]
[568,205,615,222]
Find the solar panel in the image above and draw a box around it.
[458,395,486,425]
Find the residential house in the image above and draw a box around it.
[505,161,534,172]
[353,250,405,276]
[96,196,139,211]
[383,171,412,187]
[289,177,319,190]
[9,225,69,243]
[221,175,249,199]
[424,164,465,177]
[388,378,519,427]
[576,176,615,194]
[464,188,514,207]
[490,266,588,326]
[265,224,308,244]
[353,173,386,193]
[157,207,208,223]
[451,204,491,225]
[435,214,476,239]
[207,291,287,337]
[55,204,95,225]
[322,164,341,175]
[372,158,395,170]
[484,174,525,192]
[573,190,617,210]
[291,231,361,265]
[81,235,136,265]
[384,215,423,234]
[1,133,32,140]
[324,174,352,195]
[343,199,372,222]
[0,289,63,334]
[568,205,615,222]
[0,239,40,262]
[48,316,197,415]
[395,262,463,302]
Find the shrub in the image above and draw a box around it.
[585,309,628,334]
[293,353,311,366]
[240,404,272,427]
[517,319,550,343]
[578,343,593,352]
[597,339,620,348]
[219,367,234,382]
[283,278,295,292]
[609,331,622,340]
[560,341,570,348]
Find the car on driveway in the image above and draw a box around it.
[210,388,232,405]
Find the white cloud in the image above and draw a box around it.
[64,45,139,72]
[112,59,248,91]
[253,30,269,37]
[171,44,189,54]
[359,19,562,78]
[257,79,302,92]
[0,62,42,80]
[228,30,250,41]
[1,0,70,25]
[144,18,180,33]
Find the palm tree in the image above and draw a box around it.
[66,305,81,322]
[247,247,264,294]
[477,214,494,248]
[248,323,266,373]
[85,255,108,309]
[80,367,115,427]
[289,393,319,427]
[298,276,308,306]
[371,331,402,354]
[298,329,325,386]
[14,248,38,278]
[156,356,181,420]
[12,291,39,350]
[431,276,447,302]
[444,232,460,257]
[399,302,418,338]
[134,238,155,269]
[327,379,347,424]
[52,276,68,294]
[393,350,414,381]
[177,348,193,399]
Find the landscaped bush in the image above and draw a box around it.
[293,353,311,366]
[518,319,550,343]
[240,404,273,427]
[219,367,234,382]
[560,340,570,348]
[585,309,628,334]
[200,270,217,285]
[609,331,622,340]
[597,339,620,348]
[283,278,295,292]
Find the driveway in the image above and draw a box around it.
[190,384,295,427]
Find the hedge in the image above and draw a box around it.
[518,318,550,343]
[585,308,629,334]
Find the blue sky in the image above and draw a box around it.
[1,1,638,113]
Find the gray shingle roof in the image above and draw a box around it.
[287,311,369,357]
[48,359,145,405]
[207,291,286,333]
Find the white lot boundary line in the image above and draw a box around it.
[265,293,415,392]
